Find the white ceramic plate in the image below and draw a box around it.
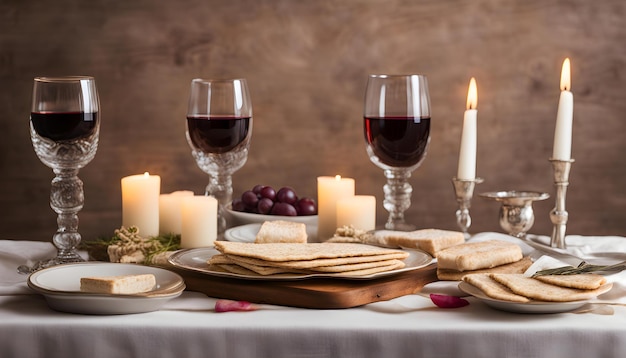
[168,247,433,281]
[28,262,185,315]
[458,281,613,314]
[225,223,318,243]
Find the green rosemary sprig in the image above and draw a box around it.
[532,260,626,277]
[145,232,181,265]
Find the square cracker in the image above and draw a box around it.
[372,228,465,255]
[534,273,607,290]
[224,252,408,269]
[214,241,409,262]
[255,220,307,244]
[436,240,523,271]
[490,274,610,302]
[463,273,530,303]
[437,256,533,281]
[226,254,404,273]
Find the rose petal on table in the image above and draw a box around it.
[215,299,258,312]
[429,294,469,308]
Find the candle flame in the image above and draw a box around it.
[466,77,478,110]
[143,172,150,177]
[560,58,571,91]
[335,175,342,181]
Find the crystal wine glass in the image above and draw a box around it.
[20,76,100,273]
[363,74,431,231]
[186,78,252,233]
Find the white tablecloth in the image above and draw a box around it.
[2,234,626,358]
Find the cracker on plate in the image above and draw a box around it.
[534,273,607,290]
[436,240,523,271]
[214,241,409,262]
[463,273,530,303]
[490,274,610,302]
[438,256,533,281]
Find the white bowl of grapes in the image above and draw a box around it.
[227,185,318,227]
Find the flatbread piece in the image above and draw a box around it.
[214,241,409,262]
[463,273,530,303]
[438,256,533,281]
[534,274,607,290]
[436,240,523,271]
[491,274,610,302]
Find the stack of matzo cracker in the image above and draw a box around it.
[463,273,610,302]
[209,241,410,277]
[436,240,533,280]
[327,227,465,256]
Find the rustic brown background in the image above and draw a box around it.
[1,0,625,242]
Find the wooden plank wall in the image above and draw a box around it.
[1,0,625,242]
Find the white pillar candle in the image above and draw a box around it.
[457,77,478,180]
[317,175,355,241]
[552,58,574,160]
[121,172,161,237]
[159,190,194,235]
[336,195,376,232]
[181,195,218,248]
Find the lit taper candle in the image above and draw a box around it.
[457,77,478,180]
[552,58,573,160]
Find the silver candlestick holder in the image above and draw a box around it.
[549,158,574,249]
[452,177,483,238]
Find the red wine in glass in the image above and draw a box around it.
[363,74,431,231]
[30,112,98,142]
[364,116,430,168]
[21,76,100,273]
[186,116,251,154]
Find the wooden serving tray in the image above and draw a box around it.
[174,263,437,309]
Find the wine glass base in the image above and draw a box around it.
[17,254,85,274]
[384,222,417,232]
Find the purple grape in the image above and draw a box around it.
[257,198,274,215]
[276,187,298,205]
[231,198,245,212]
[270,202,297,216]
[259,186,276,201]
[296,197,317,216]
[252,184,265,195]
[241,190,259,210]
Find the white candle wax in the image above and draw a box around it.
[121,172,161,237]
[552,58,574,160]
[317,176,355,241]
[181,195,218,248]
[159,190,194,235]
[457,77,478,180]
[336,195,376,232]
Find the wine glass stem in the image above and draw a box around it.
[383,169,414,230]
[205,173,232,234]
[50,168,84,261]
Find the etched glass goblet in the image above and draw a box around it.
[20,76,100,273]
[363,74,431,231]
[186,78,252,233]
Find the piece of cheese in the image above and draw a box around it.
[80,274,156,294]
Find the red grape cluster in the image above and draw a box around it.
[232,185,317,216]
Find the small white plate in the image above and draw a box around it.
[458,281,613,314]
[225,223,318,243]
[28,262,185,315]
[169,247,433,281]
